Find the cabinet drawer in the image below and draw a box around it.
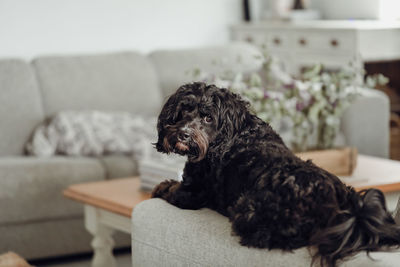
[232,30,290,52]
[232,30,268,47]
[266,31,290,51]
[293,30,355,54]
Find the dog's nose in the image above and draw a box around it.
[178,132,190,142]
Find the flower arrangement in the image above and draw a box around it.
[192,52,388,152]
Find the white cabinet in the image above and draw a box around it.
[231,20,400,74]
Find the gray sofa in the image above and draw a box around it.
[131,199,400,267]
[0,43,390,261]
[0,43,262,260]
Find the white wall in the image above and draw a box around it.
[310,0,400,20]
[0,0,242,59]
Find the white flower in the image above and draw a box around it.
[249,73,262,87]
[325,115,340,126]
[311,82,322,93]
[214,78,231,89]
[247,87,264,99]
[295,80,309,91]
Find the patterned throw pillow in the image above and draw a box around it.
[25,111,157,158]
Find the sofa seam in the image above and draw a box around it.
[96,156,111,179]
[29,59,48,118]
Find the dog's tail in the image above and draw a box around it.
[310,188,400,267]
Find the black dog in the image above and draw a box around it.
[152,82,400,266]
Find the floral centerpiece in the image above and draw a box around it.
[192,51,388,152]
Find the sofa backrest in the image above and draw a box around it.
[149,42,264,99]
[0,59,45,156]
[32,51,162,118]
[0,45,263,157]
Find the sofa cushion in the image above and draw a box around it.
[0,156,105,224]
[32,52,162,117]
[149,43,264,98]
[0,59,45,156]
[131,199,400,267]
[98,155,139,179]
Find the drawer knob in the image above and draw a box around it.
[299,38,307,46]
[245,36,254,43]
[273,38,281,45]
[331,39,339,47]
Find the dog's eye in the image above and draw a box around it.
[204,116,213,124]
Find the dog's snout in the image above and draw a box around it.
[178,132,190,142]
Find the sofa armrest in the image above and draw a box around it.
[341,89,390,158]
[131,199,400,267]
[131,199,312,267]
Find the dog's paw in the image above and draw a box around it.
[151,179,180,199]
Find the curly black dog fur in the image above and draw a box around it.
[152,82,400,266]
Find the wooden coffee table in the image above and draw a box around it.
[63,155,400,267]
[63,177,150,267]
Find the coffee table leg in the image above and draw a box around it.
[84,205,117,267]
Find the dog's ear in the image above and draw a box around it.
[153,135,172,154]
[154,89,180,153]
[154,83,199,153]
[153,116,169,153]
[158,93,179,126]
[215,88,250,137]
[157,83,201,125]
